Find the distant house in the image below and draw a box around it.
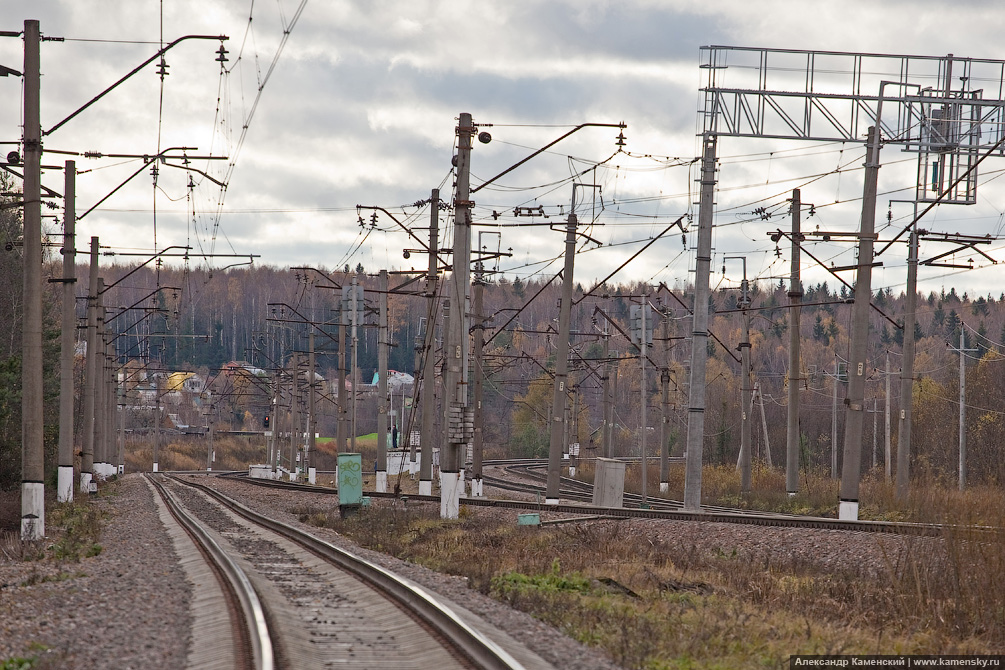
[222,361,266,377]
[370,370,415,390]
[166,371,205,393]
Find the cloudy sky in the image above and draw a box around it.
[3,0,1005,299]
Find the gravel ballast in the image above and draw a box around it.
[1,472,940,669]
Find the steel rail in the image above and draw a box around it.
[216,466,997,538]
[147,474,274,670]
[168,474,526,670]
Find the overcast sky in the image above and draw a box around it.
[3,0,1005,300]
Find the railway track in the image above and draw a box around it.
[148,473,527,670]
[483,460,809,516]
[222,461,997,538]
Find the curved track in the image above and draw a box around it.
[159,473,526,670]
[148,474,273,670]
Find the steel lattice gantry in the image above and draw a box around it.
[700,46,1005,204]
[683,46,1005,518]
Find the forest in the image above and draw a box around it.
[3,205,1004,490]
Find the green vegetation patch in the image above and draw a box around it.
[47,500,104,563]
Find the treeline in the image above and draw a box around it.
[4,219,1005,487]
[82,259,1005,485]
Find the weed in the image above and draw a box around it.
[0,656,38,670]
[48,502,104,563]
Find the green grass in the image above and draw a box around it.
[0,657,38,670]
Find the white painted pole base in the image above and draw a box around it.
[21,482,44,540]
[375,471,387,493]
[569,466,576,477]
[419,480,432,496]
[79,472,92,493]
[838,500,859,521]
[545,498,559,505]
[118,464,124,475]
[152,462,159,473]
[57,466,74,503]
[440,472,460,519]
[787,491,797,497]
[659,482,668,493]
[470,478,483,497]
[309,467,317,485]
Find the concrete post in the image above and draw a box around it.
[786,188,802,496]
[337,322,347,453]
[81,237,99,489]
[442,113,474,519]
[308,330,316,484]
[57,160,76,502]
[376,271,388,492]
[896,229,919,498]
[659,301,670,492]
[602,321,612,459]
[545,210,579,504]
[471,278,485,496]
[419,189,440,495]
[21,19,44,539]
[683,133,717,511]
[739,277,752,494]
[95,280,107,478]
[840,126,882,521]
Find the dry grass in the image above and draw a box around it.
[296,465,1005,669]
[123,435,268,473]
